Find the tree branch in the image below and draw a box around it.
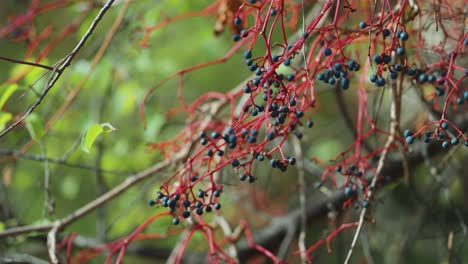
[0,56,55,71]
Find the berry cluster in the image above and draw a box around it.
[148,188,222,225]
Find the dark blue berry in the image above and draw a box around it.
[293,131,302,139]
[396,47,405,56]
[195,208,203,215]
[217,150,224,156]
[287,73,295,82]
[341,77,350,89]
[172,218,180,225]
[200,138,208,145]
[403,129,412,137]
[206,149,213,157]
[333,62,342,71]
[289,157,296,165]
[205,205,212,212]
[290,98,297,106]
[182,211,191,218]
[399,31,409,41]
[406,68,416,76]
[270,9,277,16]
[211,132,220,139]
[347,60,357,70]
[382,28,391,37]
[190,176,198,182]
[323,48,332,56]
[167,199,176,208]
[270,158,277,168]
[251,108,258,116]
[232,34,240,41]
[214,203,221,210]
[267,131,275,140]
[436,88,445,96]
[370,74,377,83]
[283,58,291,66]
[183,200,191,207]
[389,71,398,79]
[373,54,382,64]
[418,74,427,83]
[239,174,247,181]
[234,17,242,25]
[228,134,237,143]
[359,21,367,29]
[451,138,459,145]
[307,120,314,128]
[252,78,261,86]
[157,191,164,199]
[295,111,304,118]
[231,159,240,167]
[248,175,256,183]
[246,59,253,66]
[344,187,353,197]
[383,55,391,64]
[197,190,204,198]
[362,200,369,208]
[427,75,435,82]
[442,141,449,148]
[214,190,221,197]
[405,136,414,144]
[148,199,156,206]
[456,97,464,105]
[376,77,386,86]
[441,122,448,130]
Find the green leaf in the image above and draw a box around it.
[25,113,45,141]
[0,221,5,232]
[0,83,18,109]
[81,123,117,153]
[0,112,12,131]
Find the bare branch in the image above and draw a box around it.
[47,221,60,264]
[0,56,55,71]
